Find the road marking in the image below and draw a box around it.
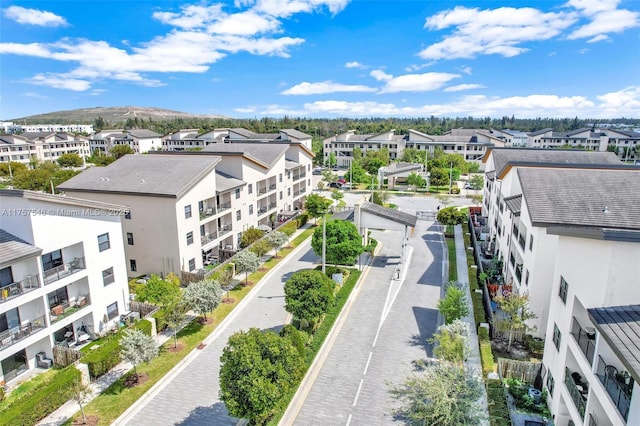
[363,351,373,375]
[346,414,352,425]
[352,379,364,406]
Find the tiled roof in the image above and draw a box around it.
[504,195,522,216]
[127,129,161,138]
[202,143,288,168]
[58,154,220,198]
[360,201,417,227]
[518,168,640,230]
[0,189,130,212]
[0,229,42,268]
[216,171,245,193]
[588,305,640,383]
[281,129,312,140]
[528,128,553,136]
[285,160,300,170]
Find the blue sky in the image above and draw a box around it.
[1,0,639,119]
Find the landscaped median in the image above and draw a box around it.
[61,226,316,426]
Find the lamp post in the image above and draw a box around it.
[322,212,327,274]
[448,160,453,195]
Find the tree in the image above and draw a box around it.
[469,174,484,191]
[327,152,337,167]
[70,379,92,424]
[57,153,83,168]
[240,227,264,249]
[311,219,364,267]
[164,301,188,348]
[234,250,260,286]
[436,206,468,225]
[305,193,332,224]
[217,264,236,301]
[219,328,305,424]
[135,274,181,307]
[331,189,343,202]
[284,270,335,326]
[429,167,449,187]
[390,362,485,425]
[437,283,469,324]
[110,145,134,159]
[493,292,537,353]
[183,278,223,321]
[372,190,390,206]
[435,194,453,208]
[266,230,288,258]
[120,328,158,379]
[406,172,426,191]
[0,161,27,177]
[431,319,470,364]
[400,147,426,164]
[250,239,271,260]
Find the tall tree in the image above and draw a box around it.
[493,292,537,353]
[266,230,289,258]
[311,219,364,267]
[406,172,426,191]
[240,227,264,249]
[56,153,83,168]
[120,329,159,380]
[304,193,332,224]
[183,278,223,321]
[219,328,305,424]
[164,301,188,348]
[284,269,335,326]
[135,274,182,308]
[233,250,260,286]
[110,145,134,159]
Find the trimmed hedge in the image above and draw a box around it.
[480,340,496,377]
[134,318,153,336]
[486,379,512,426]
[81,331,122,379]
[279,221,297,236]
[0,366,81,426]
[296,212,309,228]
[472,291,486,327]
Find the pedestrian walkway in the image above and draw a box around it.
[36,224,312,426]
[454,224,490,425]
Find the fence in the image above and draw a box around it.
[498,358,542,384]
[130,300,159,318]
[468,216,495,335]
[53,345,82,367]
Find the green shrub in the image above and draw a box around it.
[478,326,489,341]
[480,340,496,377]
[81,332,123,379]
[153,309,168,332]
[472,291,486,326]
[280,324,307,358]
[437,284,469,324]
[134,319,153,336]
[451,186,461,194]
[524,334,545,358]
[296,212,309,227]
[486,379,511,426]
[280,221,297,236]
[0,366,81,425]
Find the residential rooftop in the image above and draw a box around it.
[0,229,42,268]
[0,189,129,212]
[202,142,290,168]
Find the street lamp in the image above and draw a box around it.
[448,160,453,195]
[322,211,327,274]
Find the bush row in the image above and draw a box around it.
[0,366,81,426]
[486,379,511,426]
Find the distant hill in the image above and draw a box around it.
[9,106,227,124]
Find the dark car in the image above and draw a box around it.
[329,182,342,188]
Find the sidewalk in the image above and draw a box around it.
[37,224,312,426]
[454,224,490,425]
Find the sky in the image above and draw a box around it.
[1,0,639,120]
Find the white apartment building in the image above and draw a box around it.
[0,123,94,134]
[481,148,622,336]
[324,128,505,168]
[491,129,529,147]
[58,142,313,277]
[0,189,129,384]
[88,129,162,154]
[0,132,90,164]
[161,128,313,152]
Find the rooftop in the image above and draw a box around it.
[0,189,130,213]
[0,229,42,268]
[360,201,417,227]
[202,142,289,168]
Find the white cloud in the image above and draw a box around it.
[566,0,640,40]
[419,6,576,60]
[30,74,92,91]
[23,92,48,99]
[345,61,366,69]
[370,70,460,93]
[4,6,68,27]
[443,84,485,92]
[579,48,589,54]
[596,86,640,116]
[460,66,472,75]
[281,81,376,95]
[587,34,609,42]
[253,0,351,18]
[405,63,435,72]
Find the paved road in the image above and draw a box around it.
[117,237,320,426]
[291,217,445,425]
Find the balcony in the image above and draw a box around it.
[199,206,216,219]
[596,356,632,421]
[269,183,277,191]
[518,233,526,250]
[268,202,276,210]
[218,225,231,237]
[258,187,268,195]
[217,203,231,213]
[570,317,596,365]
[515,264,523,283]
[201,232,217,245]
[564,367,587,419]
[49,293,91,324]
[1,275,40,303]
[43,257,86,285]
[0,314,46,350]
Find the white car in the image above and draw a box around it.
[341,183,352,190]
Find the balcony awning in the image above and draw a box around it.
[504,194,522,216]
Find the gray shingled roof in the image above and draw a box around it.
[285,160,300,170]
[518,168,640,231]
[360,201,417,227]
[0,189,129,212]
[127,129,161,138]
[588,305,640,383]
[58,155,221,198]
[281,129,312,140]
[202,143,288,168]
[504,195,522,216]
[216,171,245,193]
[0,229,42,268]
[528,128,553,136]
[490,148,621,177]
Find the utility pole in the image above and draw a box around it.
[322,212,327,274]
[449,160,453,195]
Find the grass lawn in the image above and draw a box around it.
[447,235,457,282]
[64,225,317,425]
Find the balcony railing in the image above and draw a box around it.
[218,226,231,237]
[201,232,217,245]
[199,207,216,219]
[0,314,46,350]
[518,233,526,250]
[293,190,301,196]
[564,367,587,419]
[571,317,596,365]
[268,202,276,210]
[43,257,86,285]
[1,275,40,303]
[268,183,277,190]
[596,356,632,421]
[217,203,231,213]
[258,187,267,194]
[49,293,91,324]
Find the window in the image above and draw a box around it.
[529,234,534,250]
[184,205,192,219]
[249,205,254,215]
[235,188,241,199]
[47,287,68,309]
[188,258,196,271]
[102,267,115,286]
[288,188,291,196]
[248,184,253,194]
[559,276,568,304]
[0,267,13,287]
[552,323,561,350]
[186,231,194,245]
[130,259,137,272]
[106,302,119,321]
[42,249,63,271]
[124,211,131,219]
[127,232,134,245]
[236,210,241,221]
[280,191,283,200]
[525,269,530,286]
[279,173,282,182]
[98,233,110,252]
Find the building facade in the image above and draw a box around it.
[0,132,90,164]
[0,190,129,384]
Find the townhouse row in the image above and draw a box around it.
[481,148,640,426]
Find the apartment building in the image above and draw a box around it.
[88,129,162,154]
[481,149,623,335]
[323,128,505,168]
[0,132,90,164]
[0,189,129,384]
[161,128,313,151]
[527,128,640,161]
[0,122,94,134]
[58,142,313,277]
[491,129,529,147]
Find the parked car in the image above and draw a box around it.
[464,182,472,189]
[341,183,352,190]
[329,182,342,188]
[312,168,323,175]
[337,178,346,184]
